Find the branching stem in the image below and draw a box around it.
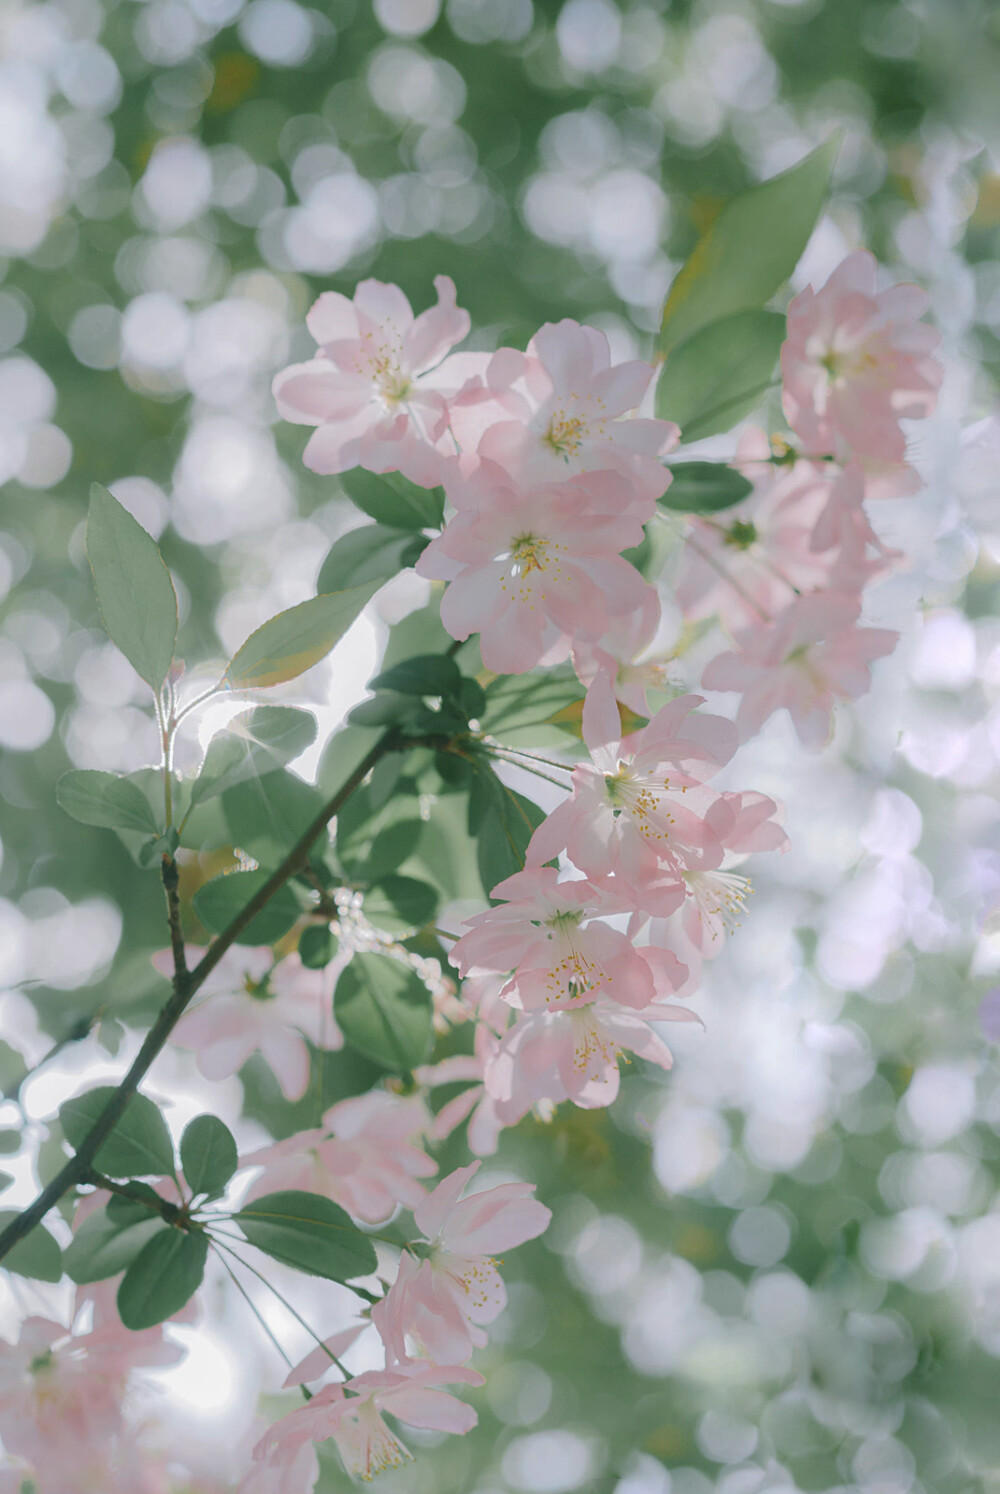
[0,731,402,1262]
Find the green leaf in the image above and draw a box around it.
[334,953,433,1070]
[481,670,585,744]
[223,584,382,691]
[0,1213,63,1282]
[234,1190,378,1281]
[191,707,318,807]
[192,870,300,946]
[658,462,754,515]
[337,794,423,882]
[86,484,178,693]
[64,1207,165,1284]
[60,1087,176,1180]
[317,525,428,594]
[56,769,160,835]
[468,763,546,894]
[0,1172,13,1195]
[341,468,445,530]
[222,768,326,866]
[117,1228,208,1330]
[658,136,840,355]
[370,653,464,698]
[0,1130,20,1155]
[656,310,786,441]
[298,924,337,969]
[363,875,438,930]
[180,1115,239,1198]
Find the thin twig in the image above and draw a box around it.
[0,732,401,1263]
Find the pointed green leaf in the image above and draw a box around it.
[117,1228,208,1329]
[363,875,438,931]
[317,525,428,595]
[658,136,840,354]
[190,706,318,807]
[0,1172,13,1195]
[341,468,445,530]
[180,1115,239,1198]
[222,584,382,691]
[86,484,178,692]
[64,1208,165,1284]
[334,953,433,1070]
[656,310,786,441]
[56,769,160,834]
[0,1213,63,1282]
[234,1190,377,1281]
[468,763,546,895]
[60,1087,176,1179]
[192,870,300,945]
[658,462,754,515]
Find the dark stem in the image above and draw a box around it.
[161,855,188,980]
[84,1168,184,1225]
[0,731,402,1263]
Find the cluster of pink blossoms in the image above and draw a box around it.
[246,1159,549,1489]
[691,250,943,748]
[0,1281,188,1491]
[145,253,940,1488]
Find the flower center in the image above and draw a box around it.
[725,519,758,550]
[569,1008,622,1079]
[242,973,274,1001]
[509,533,551,575]
[683,869,752,939]
[543,409,588,457]
[342,1401,413,1482]
[604,762,674,840]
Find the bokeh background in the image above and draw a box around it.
[3,0,1000,1490]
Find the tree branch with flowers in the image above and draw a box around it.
[0,138,944,1492]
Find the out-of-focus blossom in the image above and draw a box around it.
[154,946,340,1101]
[702,591,898,749]
[242,1091,437,1222]
[781,249,941,462]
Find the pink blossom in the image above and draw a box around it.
[282,1324,367,1389]
[416,461,656,673]
[372,1161,550,1365]
[450,319,678,500]
[415,981,513,1157]
[153,946,341,1102]
[243,1091,436,1222]
[781,250,942,463]
[272,276,483,487]
[250,1364,483,1485]
[451,867,686,1009]
[526,674,763,914]
[485,996,698,1112]
[701,591,898,748]
[571,591,683,717]
[675,435,846,631]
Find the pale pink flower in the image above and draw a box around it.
[702,591,898,748]
[415,981,513,1157]
[416,461,655,674]
[371,1161,550,1366]
[781,250,942,463]
[282,1324,367,1389]
[675,435,844,631]
[485,996,697,1112]
[571,591,684,717]
[526,674,760,914]
[243,1091,436,1222]
[153,946,341,1102]
[450,319,678,500]
[250,1364,483,1485]
[272,276,483,487]
[451,867,686,1009]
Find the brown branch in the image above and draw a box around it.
[0,730,401,1264]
